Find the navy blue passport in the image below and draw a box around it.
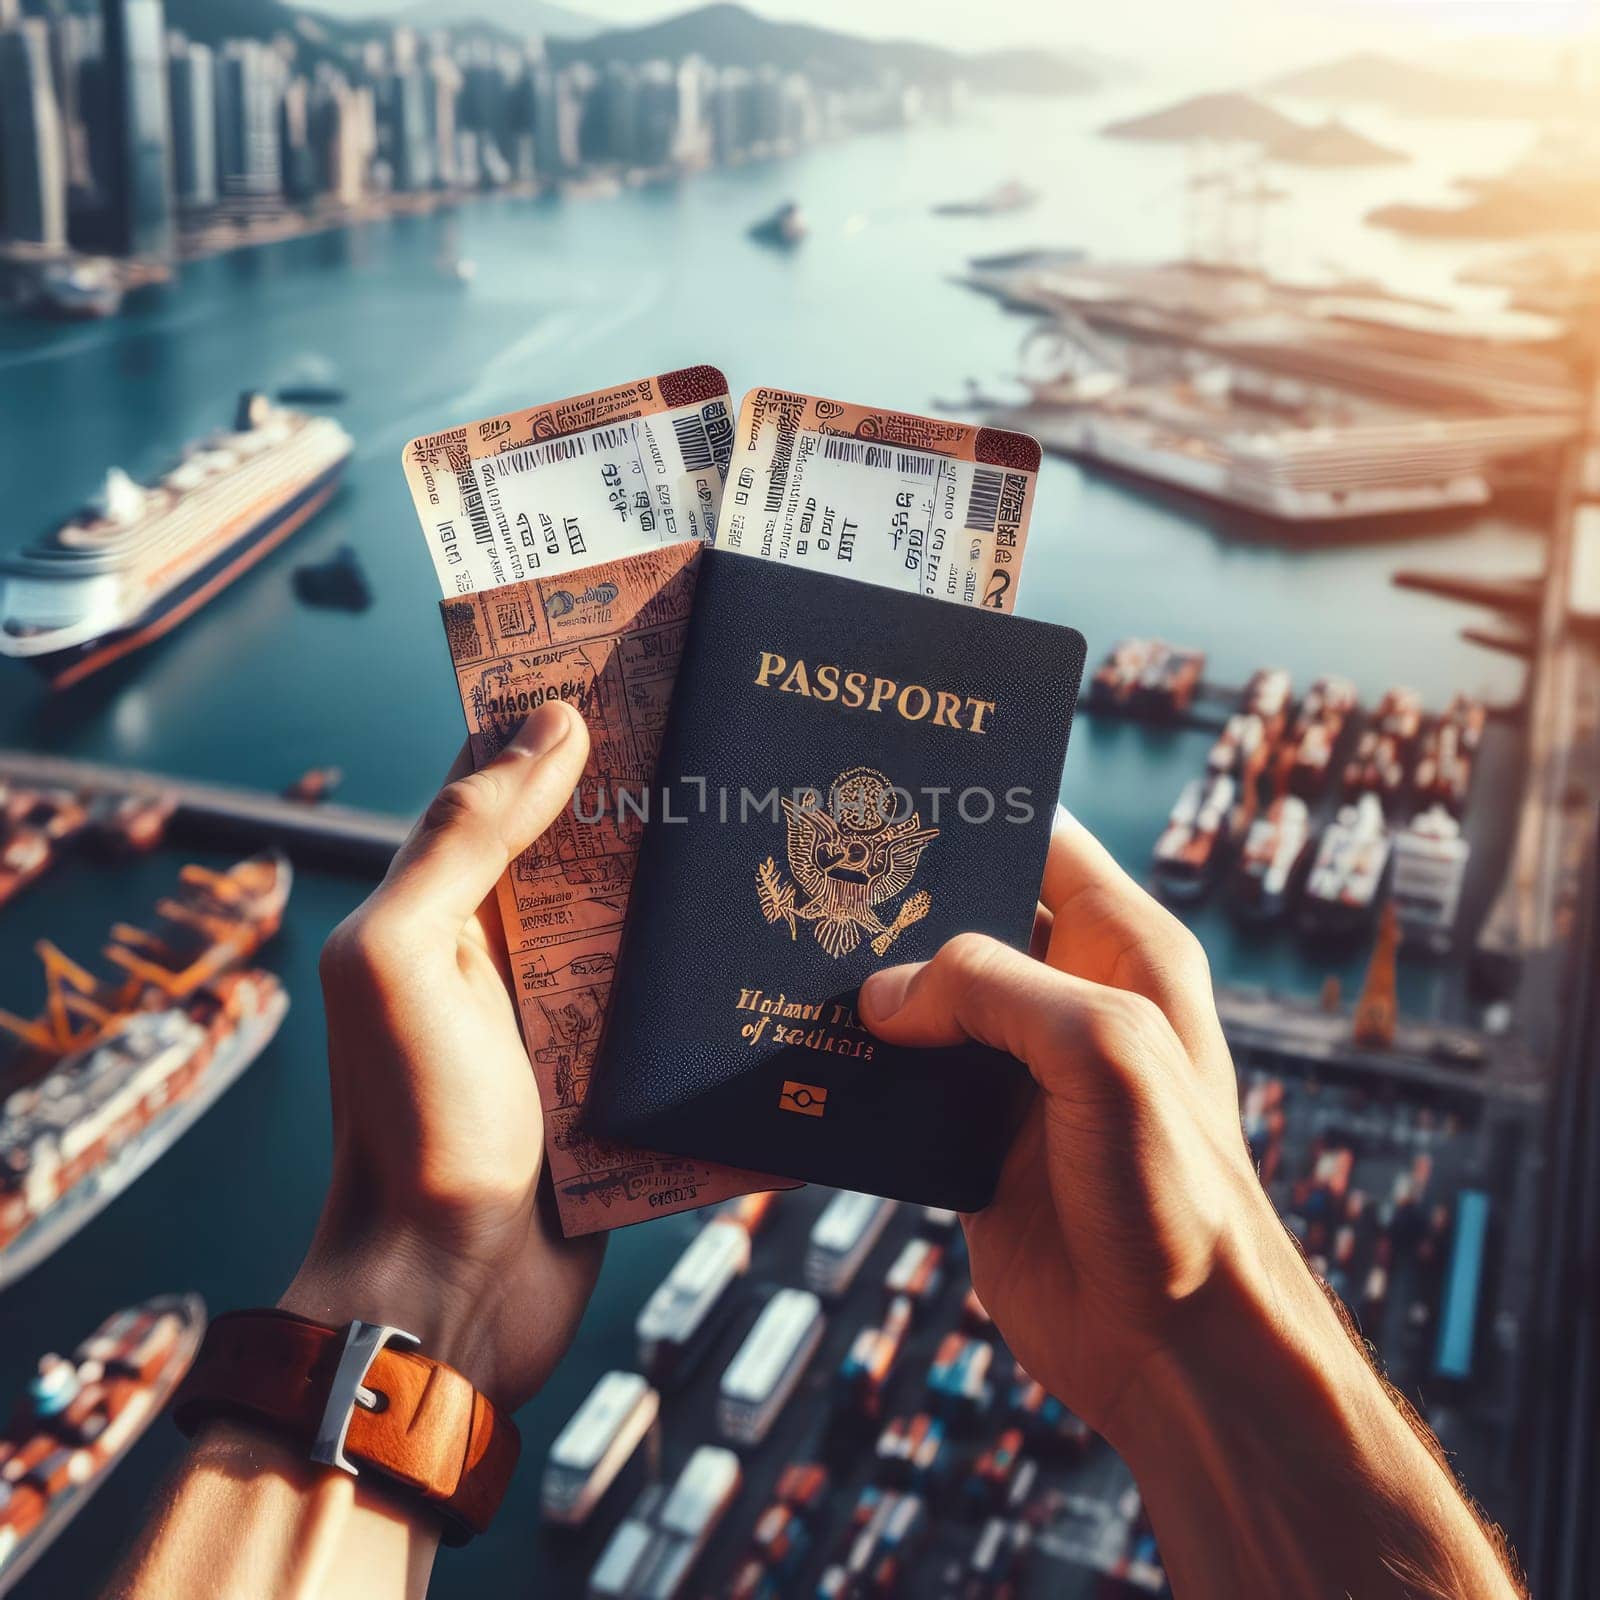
[586,549,1086,1211]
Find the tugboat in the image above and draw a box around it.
[1300,793,1392,938]
[1231,795,1312,922]
[0,395,352,690]
[1152,774,1235,902]
[0,1295,205,1597]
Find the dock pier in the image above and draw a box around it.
[0,749,408,873]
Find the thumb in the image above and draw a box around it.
[859,932,1139,1093]
[380,701,591,931]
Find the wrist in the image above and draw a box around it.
[279,1228,502,1405]
[1103,1194,1410,1479]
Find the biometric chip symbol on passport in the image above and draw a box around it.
[755,767,938,959]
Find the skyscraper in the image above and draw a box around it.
[166,31,215,210]
[215,39,283,201]
[0,18,68,248]
[100,0,175,256]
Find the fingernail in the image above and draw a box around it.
[510,700,575,759]
[1054,801,1078,831]
[859,965,917,1026]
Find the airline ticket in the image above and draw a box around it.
[721,387,1041,613]
[435,542,790,1236]
[402,366,734,596]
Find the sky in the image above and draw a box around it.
[300,0,1600,73]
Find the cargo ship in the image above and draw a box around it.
[1151,774,1236,901]
[0,1294,204,1597]
[1231,794,1312,922]
[1300,793,1392,938]
[1089,637,1205,718]
[0,851,290,1082]
[0,971,287,1292]
[0,395,352,690]
[0,852,290,1287]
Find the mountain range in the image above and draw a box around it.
[168,0,1100,95]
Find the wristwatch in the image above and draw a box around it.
[172,1309,520,1545]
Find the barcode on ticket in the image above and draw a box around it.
[819,436,942,478]
[495,435,591,475]
[963,468,1003,534]
[672,413,715,473]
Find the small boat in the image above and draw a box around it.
[28,260,123,321]
[292,546,372,612]
[275,384,347,406]
[0,1295,205,1597]
[748,201,806,248]
[86,791,177,855]
[933,181,1040,218]
[0,790,88,909]
[1231,795,1312,921]
[283,767,343,804]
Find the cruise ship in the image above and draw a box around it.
[0,395,352,689]
[0,1295,204,1598]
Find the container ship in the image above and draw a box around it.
[0,1294,204,1597]
[0,395,352,690]
[0,852,290,1287]
[0,971,286,1291]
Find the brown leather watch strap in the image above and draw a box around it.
[171,1309,519,1545]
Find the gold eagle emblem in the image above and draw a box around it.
[756,766,937,959]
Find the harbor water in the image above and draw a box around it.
[0,87,1543,1596]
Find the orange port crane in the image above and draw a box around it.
[1352,900,1402,1049]
[0,853,289,1065]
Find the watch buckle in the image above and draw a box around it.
[310,1319,421,1476]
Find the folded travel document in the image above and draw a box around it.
[585,547,1086,1211]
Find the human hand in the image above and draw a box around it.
[858,807,1288,1442]
[282,702,603,1413]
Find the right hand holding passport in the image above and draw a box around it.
[858,806,1276,1445]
